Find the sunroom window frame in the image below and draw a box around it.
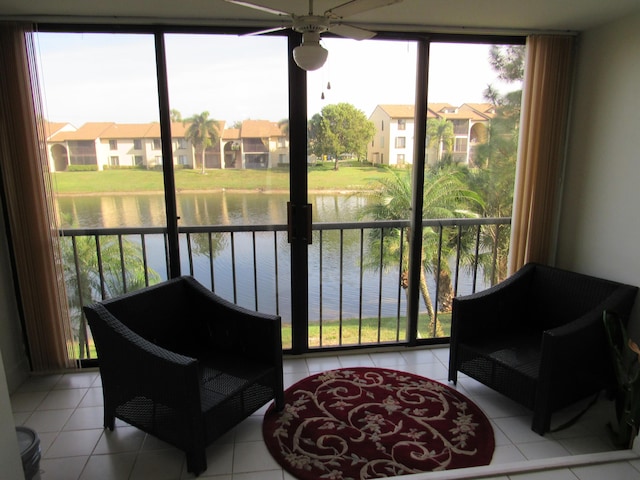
[28,23,525,363]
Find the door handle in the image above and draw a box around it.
[287,202,312,244]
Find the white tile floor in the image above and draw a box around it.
[10,346,640,480]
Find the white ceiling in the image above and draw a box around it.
[0,0,639,35]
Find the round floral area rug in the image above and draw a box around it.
[262,368,494,480]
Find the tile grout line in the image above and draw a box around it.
[11,348,634,480]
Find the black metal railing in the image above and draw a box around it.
[59,217,510,359]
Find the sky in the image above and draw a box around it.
[35,32,520,127]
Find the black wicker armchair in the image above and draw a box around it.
[83,276,284,476]
[448,263,637,435]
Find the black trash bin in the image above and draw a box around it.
[16,426,41,480]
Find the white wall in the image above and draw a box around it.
[0,198,28,479]
[0,352,25,480]
[556,11,640,335]
[0,199,29,391]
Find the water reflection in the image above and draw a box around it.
[56,192,369,228]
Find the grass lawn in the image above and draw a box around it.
[53,162,392,195]
[77,313,450,360]
[281,313,451,349]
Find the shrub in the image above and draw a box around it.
[67,164,98,172]
[103,165,140,170]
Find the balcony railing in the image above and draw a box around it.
[60,217,510,360]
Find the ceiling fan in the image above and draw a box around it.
[225,0,403,70]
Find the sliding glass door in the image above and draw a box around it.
[163,33,292,345]
[304,36,418,349]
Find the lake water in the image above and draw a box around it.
[57,192,486,324]
[56,191,370,228]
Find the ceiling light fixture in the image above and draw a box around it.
[293,32,328,71]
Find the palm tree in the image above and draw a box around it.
[170,109,182,122]
[427,118,454,162]
[184,111,220,174]
[468,91,521,285]
[61,234,160,359]
[277,118,289,139]
[361,166,482,338]
[466,44,524,285]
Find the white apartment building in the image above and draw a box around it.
[368,103,495,167]
[46,119,289,172]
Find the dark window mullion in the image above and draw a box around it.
[407,38,430,346]
[154,31,181,278]
[288,31,310,354]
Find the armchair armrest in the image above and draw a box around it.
[535,284,638,417]
[85,303,202,411]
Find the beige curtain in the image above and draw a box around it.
[0,23,75,371]
[508,35,575,274]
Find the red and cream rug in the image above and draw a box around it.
[263,367,494,480]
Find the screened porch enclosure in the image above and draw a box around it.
[30,28,526,363]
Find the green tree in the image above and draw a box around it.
[488,44,525,82]
[62,234,160,359]
[468,97,519,284]
[361,166,482,338]
[308,103,375,170]
[170,109,182,122]
[426,117,454,162]
[466,44,525,285]
[277,118,289,139]
[184,111,221,174]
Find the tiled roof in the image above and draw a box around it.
[377,105,415,118]
[373,103,495,121]
[44,121,71,139]
[240,119,283,138]
[49,121,234,141]
[427,103,457,115]
[50,122,114,141]
[464,103,497,118]
[437,104,493,121]
[100,123,156,139]
[223,128,240,140]
[169,122,189,137]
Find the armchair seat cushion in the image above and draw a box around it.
[198,357,274,411]
[457,335,541,409]
[464,334,541,377]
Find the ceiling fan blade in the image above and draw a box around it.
[325,0,403,19]
[243,25,289,36]
[330,23,376,40]
[224,0,290,17]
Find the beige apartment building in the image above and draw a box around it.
[45,119,289,172]
[368,103,495,167]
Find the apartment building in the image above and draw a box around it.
[368,103,495,167]
[46,119,288,172]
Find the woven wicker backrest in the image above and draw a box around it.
[99,278,212,357]
[527,265,620,330]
